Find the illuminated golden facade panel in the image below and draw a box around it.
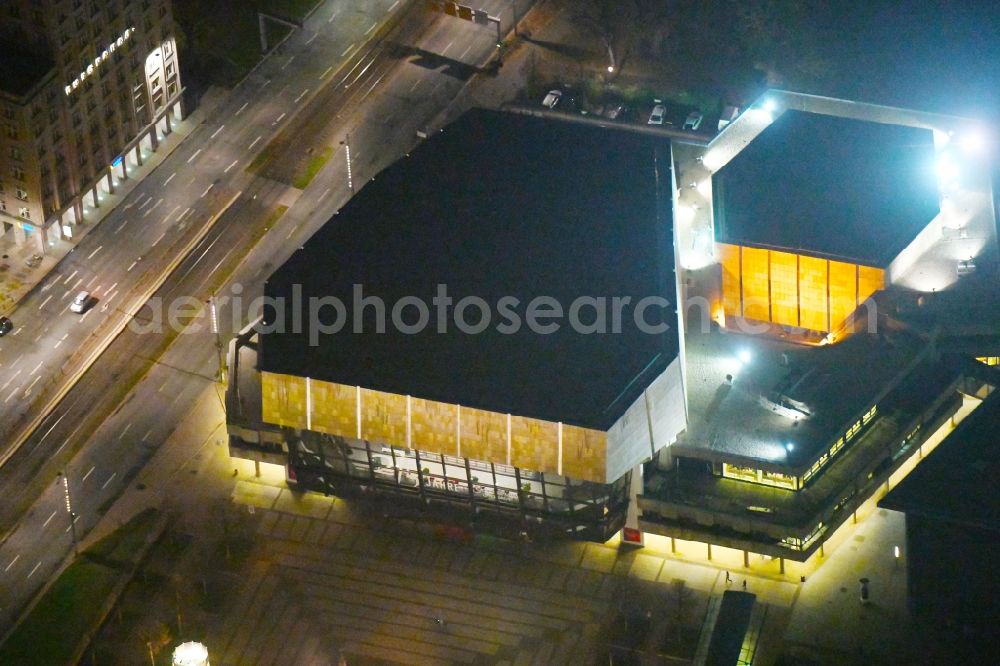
[740,247,770,322]
[561,425,606,481]
[259,373,612,483]
[261,372,307,429]
[828,260,857,333]
[718,242,742,317]
[460,407,508,463]
[361,388,407,449]
[410,397,458,455]
[310,379,357,436]
[510,415,559,474]
[769,250,799,328]
[718,243,884,335]
[858,265,884,304]
[798,255,828,333]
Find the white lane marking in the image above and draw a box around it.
[187,148,203,163]
[319,187,331,200]
[158,381,167,393]
[25,375,40,393]
[107,282,118,294]
[208,248,236,278]
[152,231,166,247]
[1,368,22,391]
[249,135,262,150]
[80,308,92,323]
[294,88,310,103]
[365,21,377,35]
[4,386,19,403]
[127,260,138,272]
[142,428,153,442]
[64,514,78,532]
[410,78,422,92]
[138,195,153,209]
[224,159,239,173]
[178,207,193,222]
[101,471,117,489]
[166,204,182,221]
[72,277,83,291]
[328,8,339,22]
[11,327,20,336]
[236,103,249,118]
[164,171,176,185]
[119,422,131,440]
[63,269,78,285]
[460,44,472,60]
[306,32,318,45]
[29,361,43,375]
[210,124,225,139]
[87,245,103,259]
[320,65,334,79]
[201,183,214,198]
[114,218,129,235]
[273,112,286,125]
[442,40,454,55]
[82,465,95,482]
[26,561,41,580]
[390,0,399,10]
[281,55,295,70]
[261,78,271,88]
[5,555,19,572]
[341,43,356,57]
[382,113,394,125]
[39,294,53,310]
[43,510,57,528]
[286,223,299,240]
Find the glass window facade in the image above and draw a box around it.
[286,432,629,541]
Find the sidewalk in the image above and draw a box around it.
[0,87,227,316]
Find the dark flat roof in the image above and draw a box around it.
[0,46,53,98]
[881,388,1000,532]
[260,109,678,431]
[713,110,940,266]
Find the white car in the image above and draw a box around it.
[541,90,562,109]
[648,104,666,125]
[683,111,704,131]
[70,291,92,313]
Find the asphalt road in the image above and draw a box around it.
[0,0,528,634]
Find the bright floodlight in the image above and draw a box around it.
[936,153,958,184]
[762,98,778,113]
[737,349,752,364]
[785,442,794,452]
[958,128,988,155]
[173,642,209,666]
[607,65,614,73]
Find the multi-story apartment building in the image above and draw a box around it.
[0,0,182,251]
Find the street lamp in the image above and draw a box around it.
[59,471,79,556]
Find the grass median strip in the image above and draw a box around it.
[292,146,334,189]
[0,509,163,666]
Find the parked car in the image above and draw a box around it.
[541,90,562,109]
[683,111,704,131]
[70,291,92,314]
[648,104,666,125]
[0,316,12,336]
[718,104,740,131]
